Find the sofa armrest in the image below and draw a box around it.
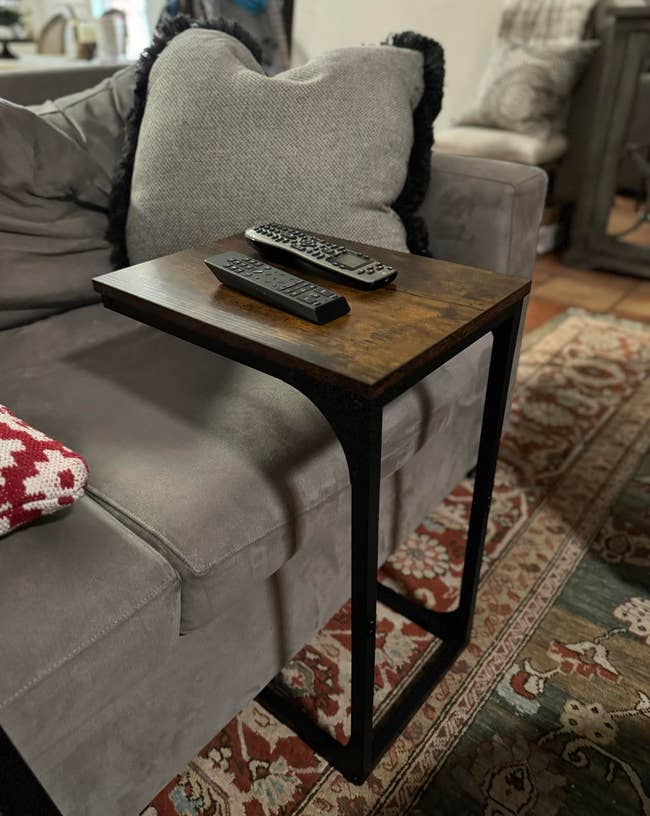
[0,64,126,107]
[419,153,547,279]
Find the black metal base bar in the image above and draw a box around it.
[377,582,465,641]
[370,638,462,762]
[257,636,464,782]
[256,305,523,785]
[256,685,350,771]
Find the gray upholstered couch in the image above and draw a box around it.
[0,69,546,815]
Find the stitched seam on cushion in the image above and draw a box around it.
[508,173,546,276]
[87,409,444,575]
[39,87,112,147]
[513,171,546,199]
[0,576,179,710]
[429,165,542,277]
[85,376,488,578]
[431,168,516,191]
[506,180,515,276]
[216,383,492,582]
[86,480,358,576]
[428,165,544,189]
[86,484,198,572]
[57,85,111,109]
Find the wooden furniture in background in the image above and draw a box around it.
[97,8,127,58]
[37,10,72,54]
[565,6,650,278]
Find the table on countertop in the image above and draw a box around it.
[92,231,530,784]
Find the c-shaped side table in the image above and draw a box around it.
[93,232,528,785]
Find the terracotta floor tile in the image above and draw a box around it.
[613,280,650,322]
[532,274,633,311]
[531,267,552,289]
[553,264,639,291]
[534,253,565,276]
[524,298,567,333]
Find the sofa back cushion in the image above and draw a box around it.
[0,68,134,330]
[113,21,443,266]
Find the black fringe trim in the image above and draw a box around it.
[385,31,445,257]
[106,15,264,269]
[106,22,444,267]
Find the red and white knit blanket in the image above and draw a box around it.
[0,405,88,537]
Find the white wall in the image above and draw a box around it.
[292,0,504,129]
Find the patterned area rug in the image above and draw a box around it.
[144,310,650,816]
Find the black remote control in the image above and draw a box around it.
[244,224,397,290]
[204,252,350,325]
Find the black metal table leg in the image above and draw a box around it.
[452,307,523,642]
[377,306,522,638]
[257,304,523,784]
[257,396,384,783]
[341,403,383,783]
[0,726,63,816]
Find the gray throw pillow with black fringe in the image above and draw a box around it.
[108,17,444,268]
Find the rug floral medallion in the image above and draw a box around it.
[145,311,650,816]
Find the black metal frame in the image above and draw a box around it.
[256,304,523,784]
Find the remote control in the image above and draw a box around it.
[244,224,397,290]
[204,252,350,325]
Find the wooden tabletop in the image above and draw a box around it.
[93,233,529,401]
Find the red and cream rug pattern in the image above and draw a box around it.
[144,310,650,816]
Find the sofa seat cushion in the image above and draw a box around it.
[0,303,491,632]
[435,126,567,166]
[0,496,180,756]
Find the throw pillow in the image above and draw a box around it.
[498,0,599,42]
[0,67,134,330]
[0,405,88,537]
[109,17,444,267]
[457,39,597,137]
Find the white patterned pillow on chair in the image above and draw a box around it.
[457,39,597,138]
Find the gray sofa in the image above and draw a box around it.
[0,68,546,815]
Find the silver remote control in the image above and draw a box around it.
[244,223,397,290]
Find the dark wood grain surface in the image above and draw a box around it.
[93,233,529,400]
